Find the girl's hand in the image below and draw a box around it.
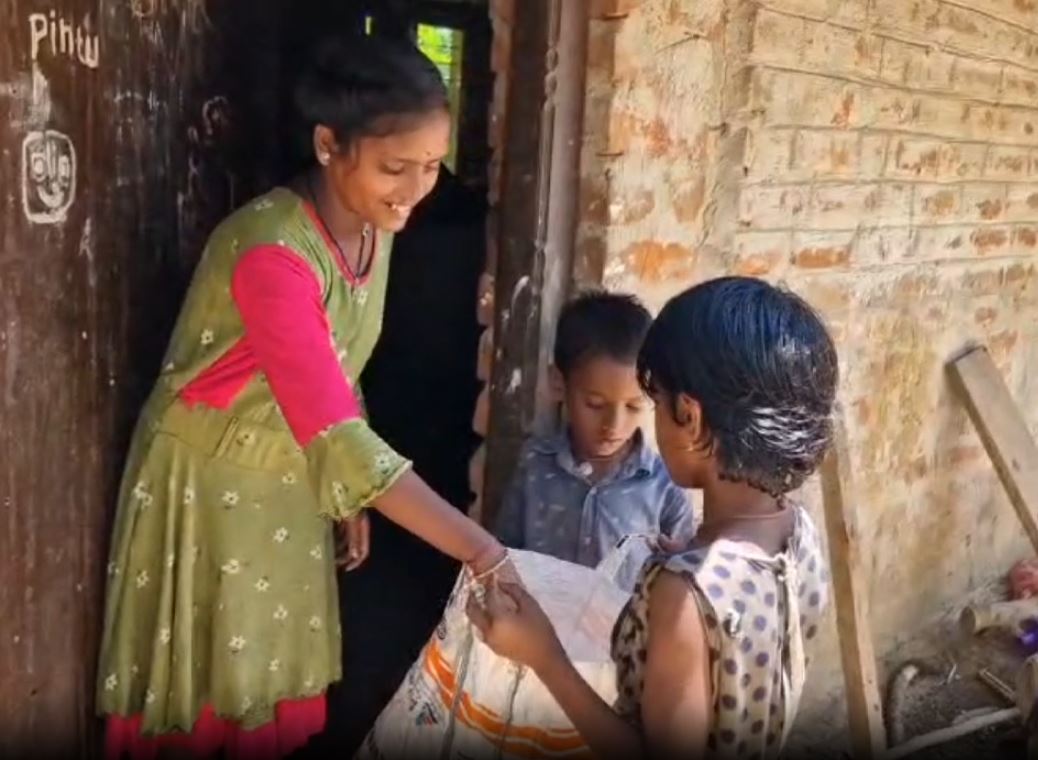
[336,512,370,571]
[466,580,565,674]
[656,534,689,554]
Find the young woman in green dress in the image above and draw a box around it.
[97,34,513,760]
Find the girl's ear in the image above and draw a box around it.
[313,124,339,164]
[675,393,706,450]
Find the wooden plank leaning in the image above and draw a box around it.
[820,406,888,760]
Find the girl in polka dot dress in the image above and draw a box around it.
[468,277,837,758]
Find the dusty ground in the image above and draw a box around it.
[883,621,1024,759]
[792,579,1031,759]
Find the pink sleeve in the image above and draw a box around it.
[231,245,362,446]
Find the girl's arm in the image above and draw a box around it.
[533,653,641,759]
[231,245,506,575]
[640,570,712,756]
[468,584,641,760]
[469,571,711,758]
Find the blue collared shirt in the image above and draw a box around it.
[495,430,696,588]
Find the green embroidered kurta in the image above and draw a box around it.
[96,188,410,733]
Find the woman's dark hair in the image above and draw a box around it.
[638,277,838,496]
[554,291,652,377]
[293,33,449,158]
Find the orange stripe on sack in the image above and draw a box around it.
[419,641,595,758]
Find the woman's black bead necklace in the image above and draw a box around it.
[306,173,372,283]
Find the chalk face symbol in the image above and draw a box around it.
[22,129,76,224]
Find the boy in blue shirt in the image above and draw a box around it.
[495,291,694,589]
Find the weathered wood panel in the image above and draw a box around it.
[0,1,279,755]
[482,0,587,525]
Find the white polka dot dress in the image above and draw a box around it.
[611,506,829,758]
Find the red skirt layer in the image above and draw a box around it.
[105,694,326,760]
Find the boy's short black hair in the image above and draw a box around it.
[638,277,838,496]
[553,290,653,377]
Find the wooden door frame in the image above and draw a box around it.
[482,0,588,525]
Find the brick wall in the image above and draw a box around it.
[580,0,1038,746]
[575,0,734,304]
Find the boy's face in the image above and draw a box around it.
[561,356,650,462]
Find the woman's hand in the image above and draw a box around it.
[466,580,565,675]
[336,512,370,571]
[467,540,524,588]
[493,557,523,587]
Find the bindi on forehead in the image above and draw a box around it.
[381,147,447,165]
[384,153,444,166]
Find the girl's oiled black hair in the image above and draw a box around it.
[638,277,839,496]
[293,33,448,158]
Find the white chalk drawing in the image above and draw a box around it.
[30,64,52,125]
[29,11,99,69]
[134,15,164,47]
[177,95,237,239]
[78,218,98,289]
[114,90,160,109]
[131,0,212,33]
[201,96,232,143]
[22,130,77,224]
